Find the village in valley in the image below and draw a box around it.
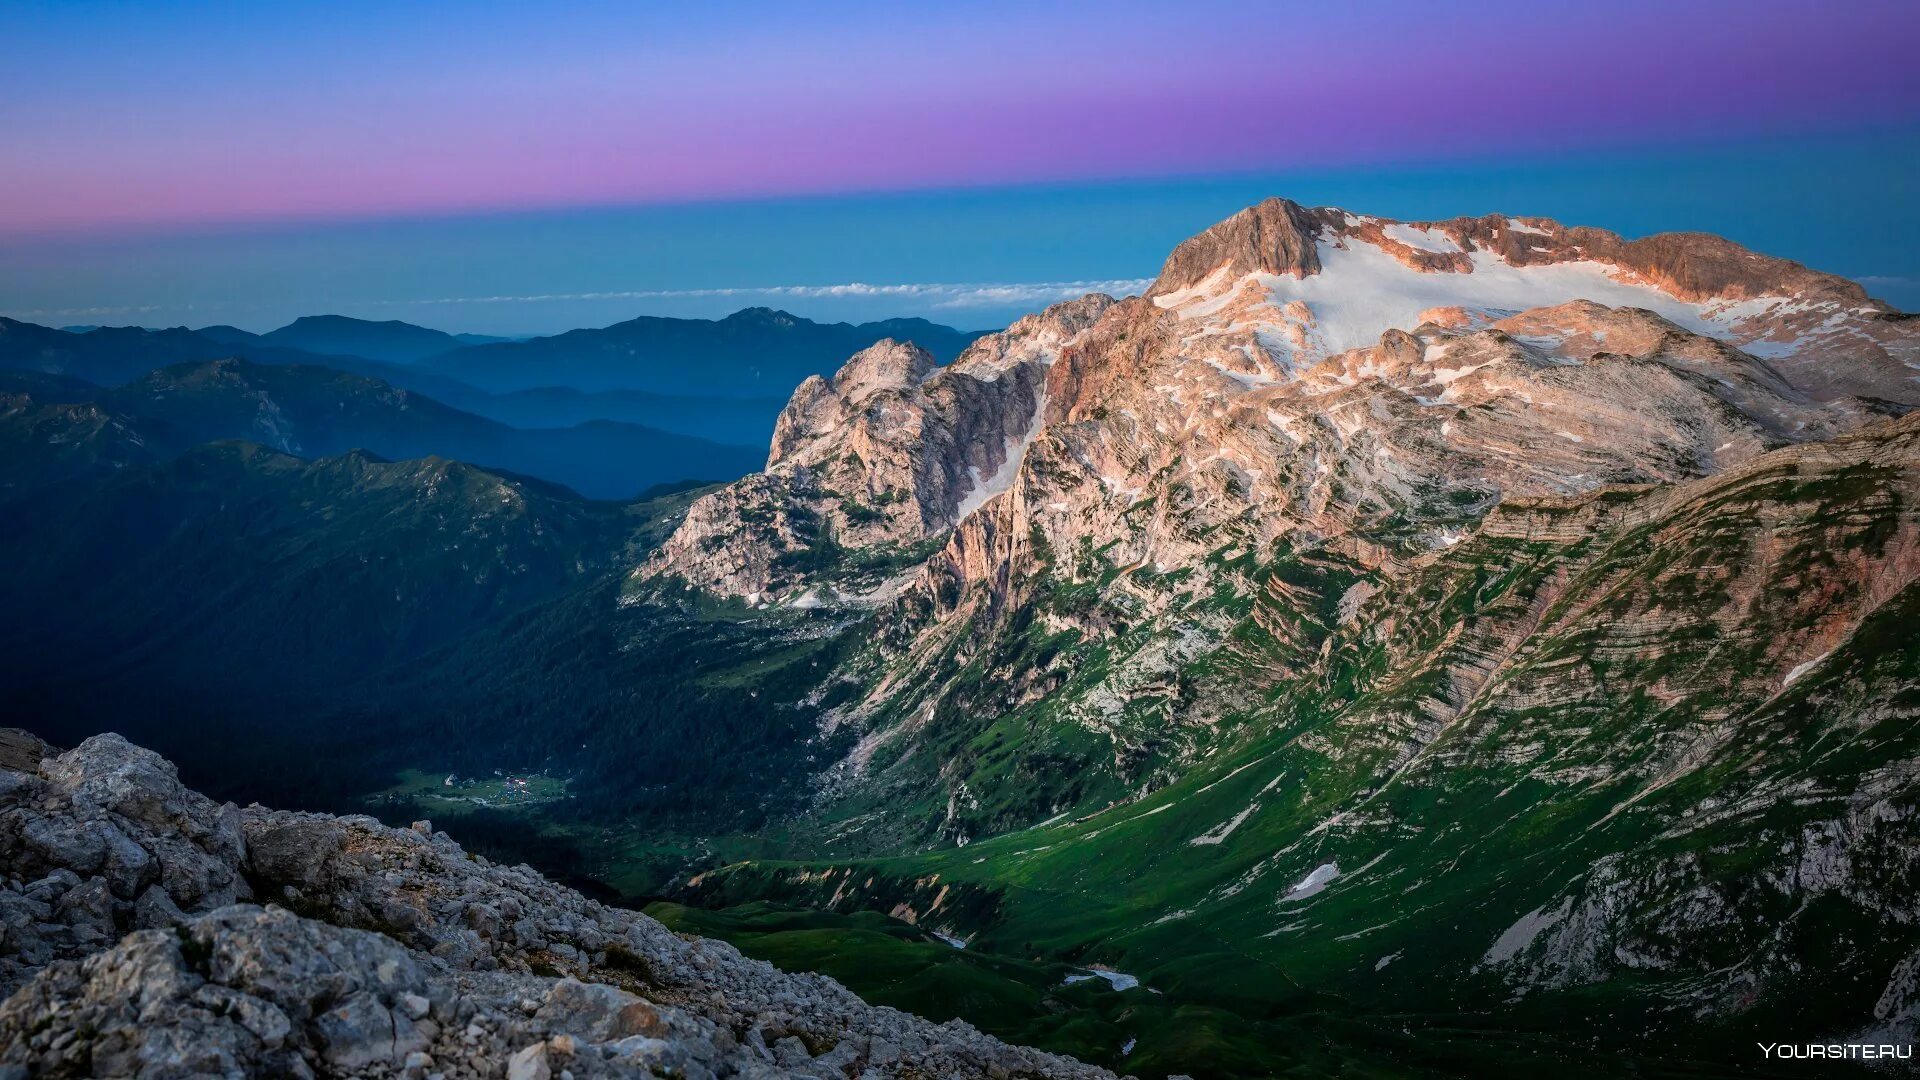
[370,766,571,814]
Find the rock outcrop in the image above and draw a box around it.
[0,732,1112,1080]
[639,297,1113,600]
[1147,197,1334,289]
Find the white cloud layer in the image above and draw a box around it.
[8,280,1152,324]
[376,279,1153,311]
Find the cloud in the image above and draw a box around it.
[373,279,1153,310]
[5,279,1153,327]
[8,303,173,320]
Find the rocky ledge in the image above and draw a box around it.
[0,730,1113,1080]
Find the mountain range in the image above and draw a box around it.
[418,307,989,395]
[4,307,984,447]
[0,358,761,499]
[4,199,1917,1078]
[200,313,512,363]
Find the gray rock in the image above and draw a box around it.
[133,883,188,930]
[507,1042,552,1080]
[0,732,1115,1080]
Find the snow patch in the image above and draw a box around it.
[1203,357,1279,389]
[1190,802,1258,846]
[1783,650,1833,687]
[1480,898,1572,967]
[1383,223,1461,254]
[1431,359,1496,387]
[1160,238,1763,374]
[1192,757,1264,795]
[952,392,1046,523]
[1286,862,1340,900]
[1063,968,1141,991]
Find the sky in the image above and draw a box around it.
[3,0,1917,333]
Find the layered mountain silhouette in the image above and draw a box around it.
[421,307,988,395]
[206,313,509,363]
[0,358,760,499]
[4,316,487,402]
[5,308,985,445]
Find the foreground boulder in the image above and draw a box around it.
[0,732,1113,1079]
[0,732,249,994]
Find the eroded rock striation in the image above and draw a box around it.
[0,732,1113,1079]
[641,296,1113,600]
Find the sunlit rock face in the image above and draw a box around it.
[641,296,1112,601]
[646,197,1913,612]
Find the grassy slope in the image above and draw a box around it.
[672,420,1920,1078]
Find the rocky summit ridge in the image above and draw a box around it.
[0,731,1113,1080]
[641,197,1915,605]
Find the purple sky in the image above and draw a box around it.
[4,0,1916,236]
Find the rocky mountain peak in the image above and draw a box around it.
[1148,196,1332,295]
[643,297,1110,600]
[765,339,936,470]
[1150,197,1888,325]
[829,338,937,401]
